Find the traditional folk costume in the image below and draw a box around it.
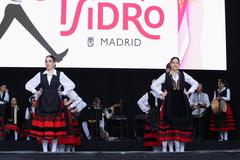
[0,91,9,139]
[4,104,20,140]
[25,69,75,152]
[58,91,87,152]
[151,71,198,152]
[24,104,36,141]
[209,87,235,141]
[137,91,162,152]
[80,100,106,140]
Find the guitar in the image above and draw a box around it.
[103,102,122,119]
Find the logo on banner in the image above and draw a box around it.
[87,37,94,47]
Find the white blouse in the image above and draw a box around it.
[137,91,161,113]
[75,101,87,112]
[213,87,230,101]
[67,90,86,111]
[25,69,75,96]
[151,72,198,97]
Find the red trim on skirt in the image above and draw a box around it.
[4,124,20,133]
[29,112,67,140]
[58,135,81,145]
[58,112,81,145]
[209,104,236,131]
[144,117,161,147]
[158,104,192,143]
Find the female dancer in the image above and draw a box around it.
[151,57,198,152]
[137,79,162,152]
[25,55,75,152]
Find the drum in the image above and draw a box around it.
[211,99,220,114]
[192,108,206,118]
[220,99,227,112]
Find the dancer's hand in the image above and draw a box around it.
[58,91,64,96]
[34,90,42,97]
[161,91,168,99]
[64,100,72,106]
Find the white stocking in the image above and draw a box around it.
[66,145,72,152]
[174,141,180,152]
[180,142,185,152]
[168,141,174,152]
[220,131,224,139]
[224,131,228,141]
[72,146,76,152]
[152,146,159,152]
[51,139,58,152]
[162,141,168,152]
[58,144,65,152]
[42,140,48,152]
[14,131,18,141]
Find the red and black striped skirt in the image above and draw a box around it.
[0,117,4,138]
[144,115,161,147]
[29,111,67,140]
[158,104,192,143]
[209,103,235,132]
[58,112,81,145]
[4,124,20,133]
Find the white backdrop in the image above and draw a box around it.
[0,0,226,70]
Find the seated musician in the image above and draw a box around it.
[4,97,21,141]
[0,83,9,125]
[81,97,108,140]
[24,96,37,141]
[189,83,210,140]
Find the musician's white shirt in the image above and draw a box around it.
[213,87,230,101]
[25,69,75,96]
[189,92,210,107]
[137,91,162,113]
[151,72,198,97]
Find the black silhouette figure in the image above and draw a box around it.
[0,2,68,62]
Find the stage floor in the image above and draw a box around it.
[1,150,240,160]
[1,139,240,151]
[1,140,240,159]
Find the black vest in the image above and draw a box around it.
[38,71,61,114]
[217,88,229,101]
[165,71,185,92]
[148,92,161,108]
[163,71,191,129]
[0,92,6,101]
[147,92,160,133]
[27,106,34,118]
